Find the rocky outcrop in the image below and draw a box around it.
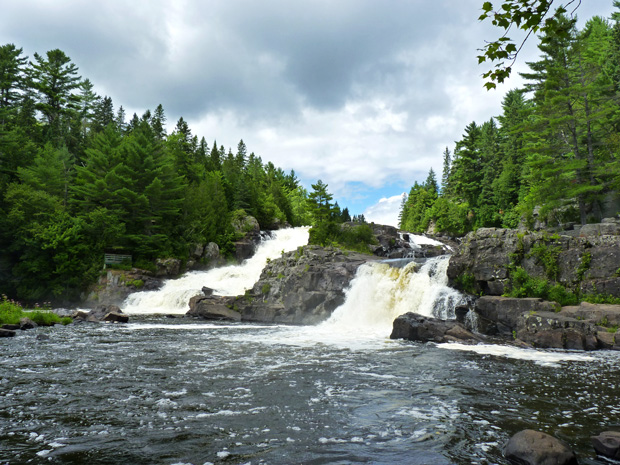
[187,246,376,325]
[447,227,620,297]
[504,430,577,465]
[368,223,454,258]
[390,313,480,343]
[472,296,620,350]
[84,269,162,307]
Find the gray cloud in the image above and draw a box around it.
[2,0,616,215]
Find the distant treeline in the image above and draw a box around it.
[400,10,620,235]
[0,45,357,301]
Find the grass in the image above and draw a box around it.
[0,295,71,326]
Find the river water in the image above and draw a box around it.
[2,229,619,465]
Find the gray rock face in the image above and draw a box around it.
[475,296,559,336]
[390,312,479,343]
[591,431,620,460]
[447,228,620,298]
[504,429,577,465]
[472,296,619,350]
[241,246,374,325]
[187,246,375,325]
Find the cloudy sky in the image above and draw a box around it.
[2,1,616,226]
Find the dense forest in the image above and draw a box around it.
[400,8,620,235]
[0,45,364,302]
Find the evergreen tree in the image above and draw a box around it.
[28,49,82,143]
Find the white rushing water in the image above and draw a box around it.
[122,227,309,315]
[323,256,465,333]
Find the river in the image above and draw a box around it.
[1,228,619,464]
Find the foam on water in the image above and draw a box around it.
[437,342,594,366]
[121,227,309,314]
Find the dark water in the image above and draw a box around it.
[2,317,619,465]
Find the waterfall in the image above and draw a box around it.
[320,256,466,334]
[121,227,309,315]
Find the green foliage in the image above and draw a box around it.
[454,273,477,295]
[530,242,561,280]
[127,279,144,289]
[504,266,578,306]
[0,295,71,325]
[261,283,271,295]
[582,293,620,305]
[576,252,592,281]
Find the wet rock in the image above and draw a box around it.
[19,317,37,330]
[390,312,479,343]
[0,328,16,337]
[591,431,620,460]
[187,295,242,321]
[504,429,577,465]
[2,324,20,330]
[36,334,50,341]
[201,286,214,296]
[73,305,129,323]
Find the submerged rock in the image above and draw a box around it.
[591,431,620,460]
[504,429,577,465]
[390,312,479,343]
[0,328,16,337]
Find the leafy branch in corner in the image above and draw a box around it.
[478,0,580,89]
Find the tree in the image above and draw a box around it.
[307,179,334,226]
[440,147,452,195]
[478,1,582,88]
[28,49,82,141]
[0,44,28,116]
[151,103,166,139]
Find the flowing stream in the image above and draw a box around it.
[2,228,619,464]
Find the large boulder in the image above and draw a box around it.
[187,295,242,321]
[504,430,577,465]
[390,312,479,343]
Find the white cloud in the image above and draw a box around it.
[363,194,406,228]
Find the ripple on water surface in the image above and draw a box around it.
[1,318,619,464]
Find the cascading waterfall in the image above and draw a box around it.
[121,227,309,315]
[321,256,467,335]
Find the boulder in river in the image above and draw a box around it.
[73,305,129,323]
[591,431,620,460]
[187,295,242,321]
[0,328,16,337]
[390,312,480,343]
[504,429,577,465]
